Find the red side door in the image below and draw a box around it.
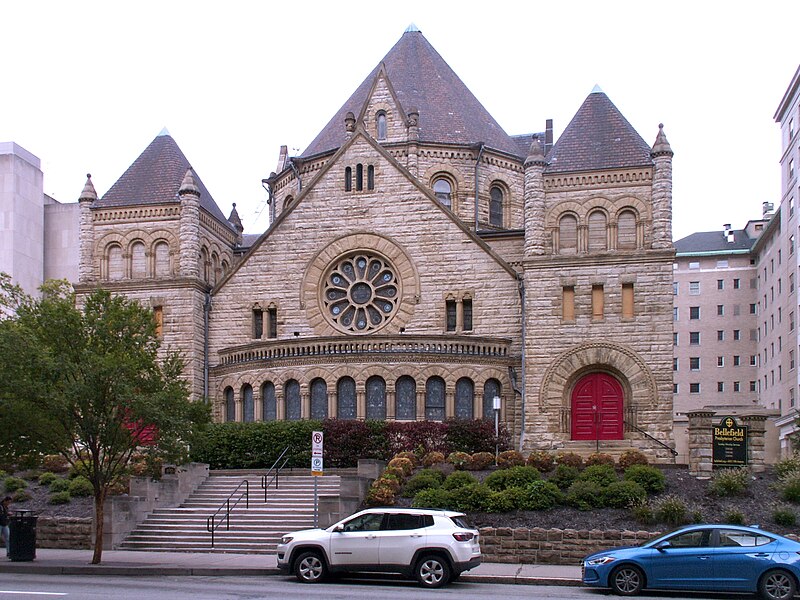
[571,373,624,440]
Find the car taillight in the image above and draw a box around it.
[453,532,474,542]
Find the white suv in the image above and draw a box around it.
[276,507,481,588]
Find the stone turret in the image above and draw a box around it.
[78,174,97,282]
[178,168,201,278]
[523,140,548,256]
[650,124,674,249]
[228,203,243,245]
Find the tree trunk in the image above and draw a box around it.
[91,491,106,564]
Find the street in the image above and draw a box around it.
[0,574,756,599]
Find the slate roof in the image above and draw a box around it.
[545,89,653,174]
[674,230,756,254]
[301,28,521,158]
[98,133,235,230]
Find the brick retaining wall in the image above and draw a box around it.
[37,517,93,549]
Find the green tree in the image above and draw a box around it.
[0,274,209,563]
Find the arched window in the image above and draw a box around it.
[433,178,452,209]
[356,164,363,191]
[588,211,607,252]
[489,186,504,227]
[425,377,446,421]
[242,384,254,423]
[345,167,352,192]
[337,377,357,420]
[310,378,328,420]
[200,247,209,283]
[617,210,637,249]
[131,241,146,278]
[455,378,474,419]
[285,380,301,421]
[107,244,124,280]
[154,241,170,277]
[224,387,235,422]
[367,165,375,190]
[395,376,416,420]
[366,376,386,420]
[376,111,387,140]
[221,260,229,276]
[211,253,220,286]
[483,379,501,420]
[262,381,276,421]
[558,214,578,254]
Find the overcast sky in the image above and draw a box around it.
[3,1,799,241]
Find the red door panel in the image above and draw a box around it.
[571,373,624,440]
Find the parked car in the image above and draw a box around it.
[276,507,481,588]
[582,523,800,600]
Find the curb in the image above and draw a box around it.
[460,574,582,587]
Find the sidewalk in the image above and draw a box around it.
[0,549,582,586]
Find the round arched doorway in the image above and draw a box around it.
[571,372,624,440]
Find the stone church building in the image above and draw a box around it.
[73,27,676,459]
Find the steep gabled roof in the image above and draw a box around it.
[545,88,653,174]
[301,27,520,158]
[98,132,235,230]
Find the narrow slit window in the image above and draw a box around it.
[345,167,352,192]
[267,306,277,339]
[356,163,363,191]
[153,306,164,337]
[367,165,374,190]
[592,285,604,320]
[446,298,457,332]
[462,298,473,331]
[253,307,263,339]
[622,283,634,318]
[562,286,575,321]
[376,112,387,140]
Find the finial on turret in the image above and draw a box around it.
[228,202,243,234]
[524,139,548,168]
[651,123,673,157]
[345,111,356,133]
[79,173,97,202]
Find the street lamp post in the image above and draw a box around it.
[493,395,502,465]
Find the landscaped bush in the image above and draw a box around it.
[387,457,414,477]
[654,495,688,526]
[526,450,555,473]
[774,453,800,480]
[485,465,541,491]
[521,480,562,510]
[49,491,71,504]
[449,483,492,512]
[4,477,27,493]
[618,449,649,470]
[376,475,401,494]
[486,487,526,512]
[42,454,70,473]
[384,421,450,455]
[323,419,388,467]
[773,506,797,526]
[401,469,444,497]
[421,451,445,467]
[630,498,654,525]
[555,452,583,469]
[723,509,746,525]
[445,418,509,454]
[443,471,477,490]
[469,452,495,471]
[68,476,94,497]
[12,489,31,502]
[578,464,617,487]
[383,466,406,481]
[496,450,525,469]
[549,464,580,490]
[392,451,418,468]
[365,482,396,506]
[412,487,452,509]
[585,453,615,467]
[623,465,666,494]
[603,480,647,508]
[49,478,70,493]
[566,481,604,510]
[38,472,57,486]
[446,452,471,470]
[709,467,750,497]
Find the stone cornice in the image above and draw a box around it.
[522,248,675,268]
[544,168,653,192]
[92,204,180,224]
[74,277,210,294]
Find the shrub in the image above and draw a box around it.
[412,487,453,509]
[618,449,649,470]
[724,509,746,525]
[38,472,57,486]
[526,450,555,473]
[13,488,31,502]
[775,453,800,480]
[486,488,526,513]
[422,451,445,467]
[578,464,617,487]
[624,465,666,494]
[566,481,604,510]
[387,457,414,477]
[4,477,27,493]
[469,452,495,471]
[445,418,510,454]
[383,466,406,481]
[68,476,94,497]
[402,470,444,497]
[375,476,401,494]
[630,498,654,525]
[485,466,541,491]
[496,450,525,469]
[447,452,472,470]
[393,451,418,468]
[555,452,583,469]
[49,478,70,493]
[782,471,800,503]
[443,471,477,490]
[42,454,70,473]
[49,491,71,504]
[709,468,750,497]
[654,495,687,526]
[585,453,615,467]
[549,464,580,490]
[384,421,449,456]
[774,506,797,527]
[603,480,647,509]
[521,480,562,511]
[450,483,493,512]
[365,482,396,506]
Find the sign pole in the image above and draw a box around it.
[311,430,324,527]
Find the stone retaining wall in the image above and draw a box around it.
[478,527,662,564]
[37,517,93,549]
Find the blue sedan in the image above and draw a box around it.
[582,524,800,599]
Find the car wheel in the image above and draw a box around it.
[759,569,797,600]
[294,551,326,584]
[416,554,451,588]
[610,564,644,596]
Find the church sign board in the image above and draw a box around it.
[712,416,748,467]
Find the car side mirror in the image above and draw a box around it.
[333,525,344,533]
[655,541,671,551]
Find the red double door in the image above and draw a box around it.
[571,373,624,440]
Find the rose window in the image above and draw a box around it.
[323,253,399,333]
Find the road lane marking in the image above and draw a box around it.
[0,592,68,596]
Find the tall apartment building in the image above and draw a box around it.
[673,218,768,462]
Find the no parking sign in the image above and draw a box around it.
[311,430,324,476]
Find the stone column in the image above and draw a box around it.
[741,414,768,473]
[178,169,201,278]
[523,141,547,256]
[650,124,674,249]
[78,174,97,283]
[687,410,715,478]
[406,108,419,177]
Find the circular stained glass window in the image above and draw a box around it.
[322,253,399,333]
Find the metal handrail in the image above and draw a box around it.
[624,420,679,456]
[262,446,291,502]
[206,479,249,548]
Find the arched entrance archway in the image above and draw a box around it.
[571,372,624,440]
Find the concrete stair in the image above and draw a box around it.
[118,471,341,553]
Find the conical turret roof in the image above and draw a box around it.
[98,133,235,231]
[545,88,653,174]
[302,28,520,158]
